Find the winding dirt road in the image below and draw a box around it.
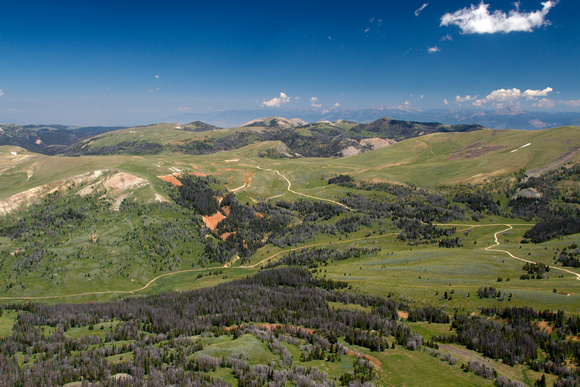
[2,166,578,301]
[485,224,580,280]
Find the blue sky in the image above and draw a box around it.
[1,0,579,125]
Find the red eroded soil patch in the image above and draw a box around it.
[537,321,554,333]
[157,174,182,186]
[191,171,210,177]
[398,311,409,319]
[255,213,264,218]
[347,350,382,368]
[220,232,236,241]
[222,206,232,216]
[203,212,225,231]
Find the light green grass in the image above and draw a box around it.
[0,309,18,337]
[194,334,277,365]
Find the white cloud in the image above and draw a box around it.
[456,95,477,103]
[420,95,424,99]
[147,88,160,93]
[177,107,190,111]
[364,27,370,34]
[0,90,4,97]
[415,3,428,17]
[428,46,440,54]
[562,100,580,107]
[334,102,340,107]
[310,97,321,108]
[484,87,553,104]
[262,92,291,107]
[441,1,558,34]
[440,34,453,41]
[444,99,449,105]
[523,87,553,99]
[154,75,160,79]
[533,98,555,108]
[328,36,332,40]
[485,88,523,103]
[458,87,554,107]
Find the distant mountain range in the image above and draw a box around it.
[166,106,580,130]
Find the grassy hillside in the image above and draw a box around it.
[0,126,579,387]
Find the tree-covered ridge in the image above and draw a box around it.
[0,124,125,155]
[436,306,580,383]
[347,117,484,141]
[0,267,416,386]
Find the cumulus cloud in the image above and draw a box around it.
[440,34,453,41]
[485,87,553,104]
[428,46,440,53]
[0,90,4,97]
[262,92,291,107]
[458,87,554,107]
[310,97,321,108]
[441,1,558,34]
[415,3,428,16]
[334,102,340,107]
[154,75,160,79]
[444,99,449,105]
[523,87,553,99]
[533,98,555,108]
[562,100,580,107]
[456,95,477,103]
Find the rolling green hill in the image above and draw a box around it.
[61,116,487,158]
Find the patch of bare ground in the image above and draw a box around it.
[536,321,554,333]
[347,350,382,368]
[103,172,148,192]
[398,311,409,319]
[462,168,512,184]
[202,211,225,231]
[0,170,106,216]
[157,174,182,186]
[154,193,168,202]
[220,231,235,241]
[527,146,580,177]
[447,143,507,160]
[360,137,396,150]
[223,254,240,267]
